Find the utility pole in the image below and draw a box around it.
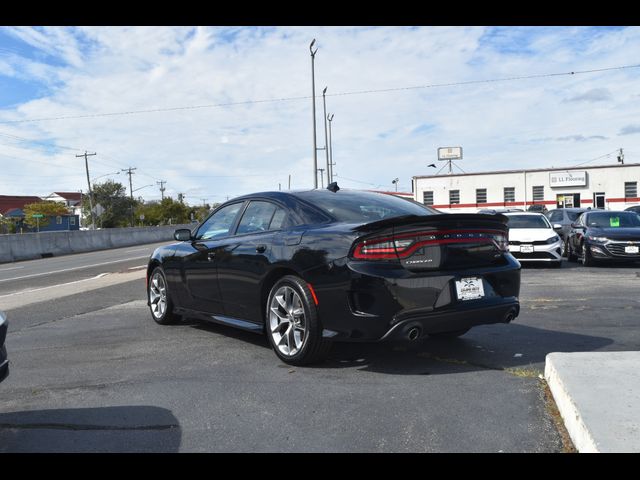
[122,167,137,227]
[288,174,291,190]
[322,87,330,187]
[310,39,319,189]
[76,151,97,230]
[327,113,335,184]
[157,180,167,200]
[618,148,625,164]
[318,168,325,188]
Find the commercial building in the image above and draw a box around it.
[412,163,640,213]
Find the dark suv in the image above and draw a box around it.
[546,208,589,256]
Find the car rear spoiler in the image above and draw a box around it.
[352,213,509,232]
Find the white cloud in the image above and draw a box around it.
[0,26,640,200]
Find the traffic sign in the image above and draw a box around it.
[31,214,44,218]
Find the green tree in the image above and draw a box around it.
[136,197,191,226]
[23,201,70,229]
[82,180,138,228]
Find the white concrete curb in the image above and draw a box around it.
[544,352,599,453]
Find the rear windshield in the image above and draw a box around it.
[507,215,551,229]
[585,212,640,228]
[295,190,437,223]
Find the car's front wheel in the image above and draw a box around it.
[581,243,596,267]
[148,266,179,325]
[266,275,331,366]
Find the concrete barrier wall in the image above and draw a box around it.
[0,224,193,263]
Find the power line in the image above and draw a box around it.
[1,63,638,125]
[572,149,620,167]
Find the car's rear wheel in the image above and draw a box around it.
[149,267,179,325]
[266,275,331,365]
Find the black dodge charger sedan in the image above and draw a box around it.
[147,187,521,365]
[566,210,640,266]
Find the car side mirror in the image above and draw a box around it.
[174,228,193,241]
[553,223,562,230]
[570,223,581,229]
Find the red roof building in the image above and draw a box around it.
[0,195,43,215]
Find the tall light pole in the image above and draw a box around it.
[76,151,97,230]
[318,168,325,188]
[322,86,330,188]
[392,178,399,192]
[310,39,318,189]
[327,113,335,184]
[122,167,137,227]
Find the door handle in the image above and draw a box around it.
[256,244,267,253]
[207,252,216,261]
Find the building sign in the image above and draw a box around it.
[549,171,587,188]
[438,147,463,161]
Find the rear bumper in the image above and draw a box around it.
[316,255,521,342]
[380,298,519,341]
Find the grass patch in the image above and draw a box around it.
[504,366,543,378]
[540,378,577,453]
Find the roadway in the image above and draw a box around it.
[0,241,171,297]
[1,254,640,451]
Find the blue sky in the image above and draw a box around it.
[1,26,639,201]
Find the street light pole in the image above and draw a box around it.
[327,113,334,184]
[322,87,330,188]
[310,39,318,189]
[76,151,97,230]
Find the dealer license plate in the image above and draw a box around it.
[521,244,534,253]
[625,246,639,254]
[455,277,485,301]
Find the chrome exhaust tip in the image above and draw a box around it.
[407,327,421,341]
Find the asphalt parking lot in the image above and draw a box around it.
[1,259,639,452]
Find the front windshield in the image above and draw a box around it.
[585,212,640,228]
[507,215,551,229]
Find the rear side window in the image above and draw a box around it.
[196,202,243,240]
[236,201,286,235]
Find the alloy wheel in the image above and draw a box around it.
[269,286,307,357]
[149,271,168,319]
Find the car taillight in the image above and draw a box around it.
[352,229,508,260]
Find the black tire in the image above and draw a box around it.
[429,328,470,339]
[551,260,562,268]
[148,266,179,325]
[567,240,577,262]
[581,243,595,267]
[265,275,332,366]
